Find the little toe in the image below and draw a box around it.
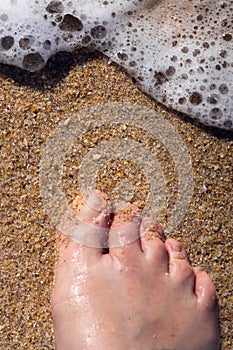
[194,267,218,309]
[140,218,168,272]
[108,202,143,260]
[165,238,195,292]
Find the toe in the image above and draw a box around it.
[108,202,143,260]
[140,218,168,272]
[140,217,166,241]
[77,190,106,221]
[165,238,195,293]
[53,191,113,308]
[194,268,218,309]
[57,190,112,249]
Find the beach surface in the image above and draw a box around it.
[0,51,232,349]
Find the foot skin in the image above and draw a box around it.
[51,192,220,350]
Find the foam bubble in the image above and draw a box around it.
[0,0,232,130]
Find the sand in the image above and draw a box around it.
[0,50,232,349]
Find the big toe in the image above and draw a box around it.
[53,191,113,306]
[57,190,112,249]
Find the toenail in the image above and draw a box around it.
[170,240,182,252]
[169,240,186,259]
[142,223,160,239]
[194,266,204,272]
[141,219,165,242]
[172,252,186,259]
[142,218,157,232]
[86,193,105,211]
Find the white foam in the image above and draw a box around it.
[0,0,232,130]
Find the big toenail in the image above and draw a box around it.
[86,193,105,211]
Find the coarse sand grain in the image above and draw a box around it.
[0,51,232,350]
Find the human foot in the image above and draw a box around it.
[51,192,220,350]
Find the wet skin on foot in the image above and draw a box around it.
[52,192,220,350]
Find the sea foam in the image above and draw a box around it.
[0,0,232,130]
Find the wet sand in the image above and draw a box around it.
[0,51,232,349]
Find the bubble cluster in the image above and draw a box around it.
[0,0,232,130]
[0,0,112,70]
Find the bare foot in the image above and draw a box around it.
[51,192,220,350]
